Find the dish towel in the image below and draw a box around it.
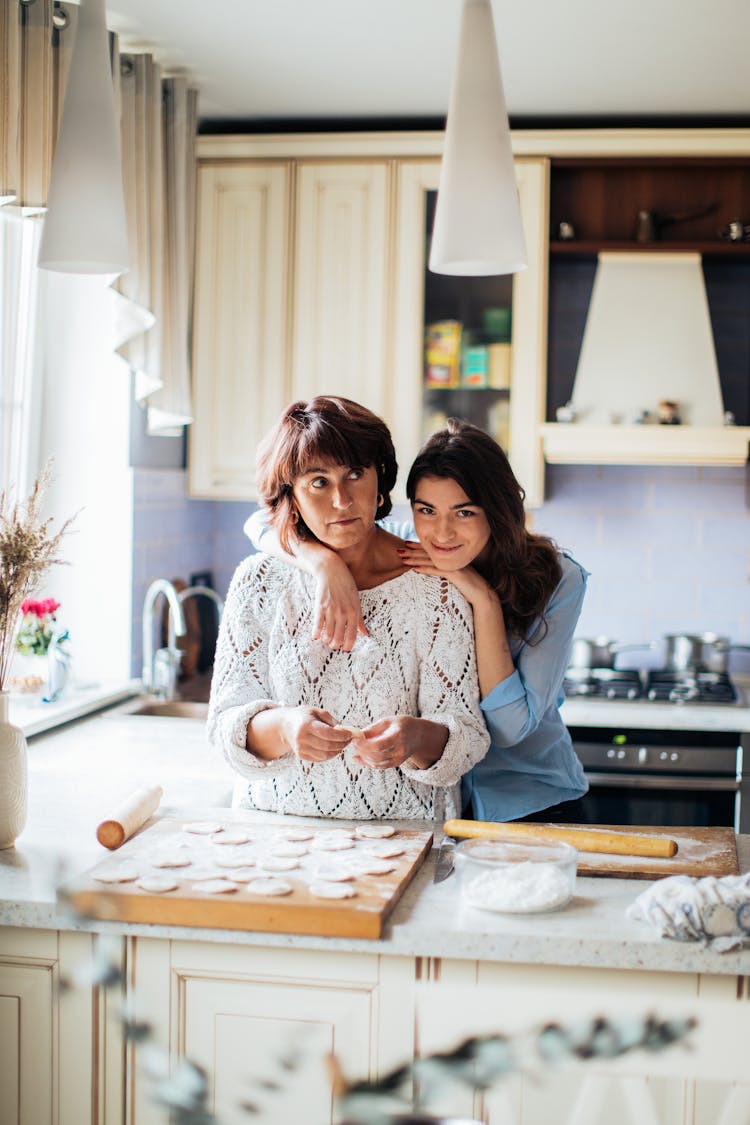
[627,873,750,952]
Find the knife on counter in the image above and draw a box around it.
[433,834,457,883]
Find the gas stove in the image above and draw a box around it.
[563,667,738,705]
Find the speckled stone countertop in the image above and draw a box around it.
[1,702,749,976]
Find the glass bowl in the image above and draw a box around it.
[454,838,578,914]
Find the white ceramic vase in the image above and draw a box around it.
[0,691,28,848]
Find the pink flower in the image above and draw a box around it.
[20,597,60,619]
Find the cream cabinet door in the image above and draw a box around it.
[130,938,416,1125]
[0,929,122,1125]
[391,158,549,506]
[190,162,292,499]
[290,162,391,420]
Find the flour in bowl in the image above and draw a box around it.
[463,861,573,913]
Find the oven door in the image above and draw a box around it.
[578,772,739,829]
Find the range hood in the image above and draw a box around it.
[541,252,750,466]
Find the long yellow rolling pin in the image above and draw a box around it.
[443,819,678,859]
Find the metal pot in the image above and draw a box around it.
[569,637,653,671]
[663,633,750,674]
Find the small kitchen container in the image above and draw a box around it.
[454,839,578,914]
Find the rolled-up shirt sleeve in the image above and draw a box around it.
[401,577,490,786]
[480,558,589,748]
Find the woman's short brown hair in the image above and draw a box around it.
[256,396,398,550]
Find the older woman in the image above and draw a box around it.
[208,396,489,821]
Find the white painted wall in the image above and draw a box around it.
[36,272,133,684]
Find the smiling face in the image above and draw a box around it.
[292,460,379,550]
[411,474,492,570]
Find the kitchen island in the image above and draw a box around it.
[2,704,749,1125]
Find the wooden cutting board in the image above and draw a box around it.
[62,817,433,939]
[575,824,739,879]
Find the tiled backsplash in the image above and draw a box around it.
[131,463,750,677]
[532,464,750,672]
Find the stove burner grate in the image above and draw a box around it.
[563,668,643,700]
[645,670,737,704]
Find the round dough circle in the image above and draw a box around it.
[195,879,237,894]
[309,882,356,899]
[279,828,314,842]
[186,866,223,881]
[182,821,223,835]
[211,830,251,846]
[259,856,300,872]
[93,864,140,883]
[310,837,355,852]
[137,874,178,893]
[355,858,397,876]
[224,868,258,883]
[214,852,256,869]
[150,852,192,868]
[365,842,404,858]
[269,841,308,858]
[246,878,293,897]
[356,824,396,839]
[312,864,355,882]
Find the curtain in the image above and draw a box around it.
[0,212,43,494]
[0,0,199,463]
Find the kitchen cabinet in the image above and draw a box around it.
[531,129,750,466]
[0,927,123,1125]
[190,134,549,505]
[129,937,415,1125]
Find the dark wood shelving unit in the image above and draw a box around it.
[550,240,750,256]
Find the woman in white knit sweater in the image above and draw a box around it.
[207,396,490,821]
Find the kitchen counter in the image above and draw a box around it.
[1,702,749,975]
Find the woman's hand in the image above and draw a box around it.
[247,706,351,763]
[349,716,448,771]
[397,543,496,610]
[311,553,367,652]
[281,707,353,763]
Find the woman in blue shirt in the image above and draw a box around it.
[246,417,588,823]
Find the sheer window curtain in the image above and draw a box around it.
[1,0,198,494]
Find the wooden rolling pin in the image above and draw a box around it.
[96,785,163,849]
[443,819,678,859]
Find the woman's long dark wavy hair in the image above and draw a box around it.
[405,419,562,641]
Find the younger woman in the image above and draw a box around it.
[246,418,588,823]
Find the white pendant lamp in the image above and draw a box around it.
[38,0,129,274]
[429,0,527,277]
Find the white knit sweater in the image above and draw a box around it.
[208,554,490,821]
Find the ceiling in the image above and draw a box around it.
[106,0,750,128]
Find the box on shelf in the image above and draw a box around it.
[482,306,512,342]
[462,345,490,388]
[425,320,462,388]
[488,343,512,390]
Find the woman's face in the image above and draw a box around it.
[292,459,379,550]
[411,474,491,570]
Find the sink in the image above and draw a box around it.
[126,700,209,719]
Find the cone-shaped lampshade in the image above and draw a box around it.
[38,0,129,274]
[429,0,527,277]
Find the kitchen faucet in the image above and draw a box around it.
[142,579,186,699]
[167,584,224,656]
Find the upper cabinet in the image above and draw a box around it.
[523,129,750,467]
[189,134,549,505]
[190,129,750,500]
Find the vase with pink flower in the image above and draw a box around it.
[10,597,62,694]
[0,465,74,848]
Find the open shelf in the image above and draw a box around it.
[549,240,750,256]
[540,424,750,466]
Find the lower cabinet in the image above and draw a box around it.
[3,925,750,1125]
[0,927,124,1125]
